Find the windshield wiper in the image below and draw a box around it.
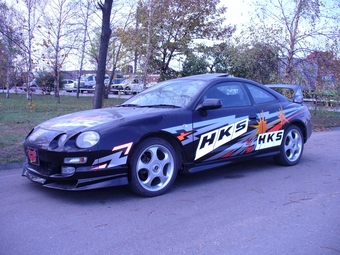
[143,104,181,108]
[118,104,140,107]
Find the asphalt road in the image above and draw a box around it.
[1,130,339,255]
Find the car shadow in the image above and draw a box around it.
[174,157,276,189]
[23,157,278,204]
[23,181,134,204]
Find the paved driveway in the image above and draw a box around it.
[0,130,339,254]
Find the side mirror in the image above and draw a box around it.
[196,98,222,111]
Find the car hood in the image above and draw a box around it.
[25,106,177,151]
[37,106,170,133]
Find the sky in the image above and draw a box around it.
[223,0,252,29]
[5,0,255,71]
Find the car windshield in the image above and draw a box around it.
[121,79,207,108]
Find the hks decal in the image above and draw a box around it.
[195,118,248,160]
[255,130,284,150]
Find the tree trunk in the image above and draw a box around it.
[93,0,113,109]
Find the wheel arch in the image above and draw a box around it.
[127,131,184,176]
[286,120,308,143]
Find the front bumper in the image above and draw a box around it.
[22,159,129,190]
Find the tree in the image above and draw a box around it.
[104,2,136,98]
[249,0,340,83]
[35,70,56,92]
[232,43,279,84]
[307,51,340,109]
[0,2,21,98]
[134,0,235,81]
[181,49,209,76]
[93,0,113,109]
[38,0,81,103]
[76,0,92,98]
[181,41,279,84]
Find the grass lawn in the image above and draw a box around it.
[0,93,125,164]
[0,92,340,164]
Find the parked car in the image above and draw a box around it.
[62,79,76,92]
[78,74,110,93]
[111,83,125,94]
[22,73,312,197]
[111,78,150,94]
[23,83,39,93]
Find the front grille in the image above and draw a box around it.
[28,160,61,176]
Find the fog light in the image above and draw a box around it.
[64,157,87,164]
[62,166,75,175]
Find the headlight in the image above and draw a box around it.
[76,131,100,148]
[58,134,67,147]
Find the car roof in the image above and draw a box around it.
[178,74,262,85]
[179,73,230,81]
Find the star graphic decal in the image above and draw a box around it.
[268,106,290,132]
[278,106,289,128]
[252,111,267,135]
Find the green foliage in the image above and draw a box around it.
[135,0,235,80]
[181,42,279,83]
[181,50,209,76]
[233,43,279,84]
[35,71,57,91]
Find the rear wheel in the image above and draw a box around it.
[129,138,178,197]
[274,125,304,166]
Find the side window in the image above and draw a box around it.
[246,83,277,104]
[202,82,251,107]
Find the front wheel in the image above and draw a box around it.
[274,125,304,166]
[124,87,131,95]
[129,138,179,197]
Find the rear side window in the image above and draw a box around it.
[246,83,277,104]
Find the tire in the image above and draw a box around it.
[274,125,304,166]
[129,138,179,197]
[124,87,131,95]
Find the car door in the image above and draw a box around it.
[192,81,259,164]
[243,82,289,151]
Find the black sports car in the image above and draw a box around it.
[22,74,312,196]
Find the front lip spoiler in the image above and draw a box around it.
[43,174,129,190]
[22,165,129,191]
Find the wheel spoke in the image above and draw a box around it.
[136,144,175,192]
[141,168,170,189]
[285,130,302,162]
